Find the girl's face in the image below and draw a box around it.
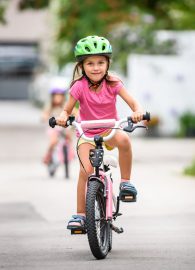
[83,55,108,83]
[52,93,64,106]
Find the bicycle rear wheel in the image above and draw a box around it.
[63,145,69,178]
[86,180,110,259]
[48,151,58,177]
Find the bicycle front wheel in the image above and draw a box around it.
[86,180,110,259]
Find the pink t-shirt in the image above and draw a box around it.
[70,76,123,137]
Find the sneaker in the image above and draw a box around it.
[119,182,137,202]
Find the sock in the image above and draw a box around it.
[77,212,86,217]
[121,179,130,183]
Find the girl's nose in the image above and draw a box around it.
[93,64,99,71]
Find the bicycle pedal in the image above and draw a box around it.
[113,212,123,218]
[120,195,136,202]
[111,224,124,234]
[70,228,86,235]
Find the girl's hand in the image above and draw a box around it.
[131,111,144,123]
[56,111,68,127]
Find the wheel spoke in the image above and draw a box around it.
[94,192,108,247]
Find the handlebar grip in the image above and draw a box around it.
[49,117,56,128]
[143,112,150,122]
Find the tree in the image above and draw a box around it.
[0,0,49,23]
[127,0,195,30]
[50,0,180,70]
[50,0,135,67]
[18,0,49,10]
[0,0,7,24]
[2,0,194,71]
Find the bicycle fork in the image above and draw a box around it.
[104,173,124,234]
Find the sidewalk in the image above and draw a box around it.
[0,100,42,127]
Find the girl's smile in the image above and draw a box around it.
[83,55,108,83]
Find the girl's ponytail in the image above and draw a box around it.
[70,62,83,88]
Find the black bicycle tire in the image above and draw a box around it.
[86,180,110,259]
[48,153,57,177]
[108,220,112,252]
[63,145,69,178]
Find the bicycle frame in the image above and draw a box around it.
[71,117,132,222]
[87,138,115,221]
[48,130,70,178]
[105,172,113,220]
[69,115,149,223]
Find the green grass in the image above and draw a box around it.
[184,160,195,177]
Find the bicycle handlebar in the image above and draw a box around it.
[49,112,150,142]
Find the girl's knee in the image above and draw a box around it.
[117,133,131,150]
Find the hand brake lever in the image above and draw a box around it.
[123,115,149,133]
[123,121,133,132]
[123,124,148,133]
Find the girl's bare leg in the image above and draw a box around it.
[106,130,132,180]
[77,143,94,214]
[49,132,59,151]
[43,132,59,164]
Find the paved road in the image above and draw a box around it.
[0,102,195,269]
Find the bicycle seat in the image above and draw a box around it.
[104,155,118,168]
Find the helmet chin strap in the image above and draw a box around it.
[85,74,106,88]
[82,69,108,89]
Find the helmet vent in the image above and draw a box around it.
[85,46,90,52]
[102,45,106,51]
[94,42,97,48]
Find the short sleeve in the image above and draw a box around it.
[69,80,82,101]
[114,80,123,94]
[107,75,124,95]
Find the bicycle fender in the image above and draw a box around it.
[88,175,104,186]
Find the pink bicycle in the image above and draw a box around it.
[49,112,150,259]
[47,129,71,179]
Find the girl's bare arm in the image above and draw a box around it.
[118,87,144,123]
[57,95,77,126]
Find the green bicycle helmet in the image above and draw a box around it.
[74,35,112,61]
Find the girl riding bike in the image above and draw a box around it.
[56,35,145,229]
[42,87,74,176]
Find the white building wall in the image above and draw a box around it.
[126,31,195,135]
[0,0,49,62]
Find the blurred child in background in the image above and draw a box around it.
[42,87,74,167]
